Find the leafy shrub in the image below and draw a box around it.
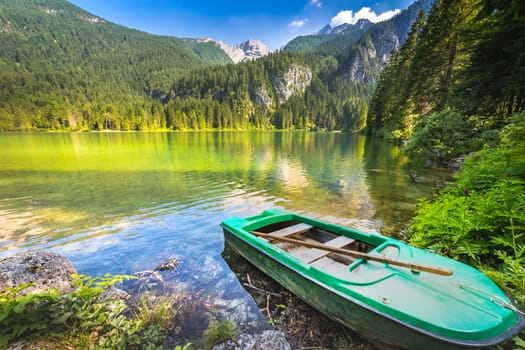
[455,113,525,192]
[0,273,172,349]
[403,109,479,167]
[409,112,525,301]
[0,284,61,347]
[410,179,525,264]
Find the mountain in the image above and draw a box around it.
[163,52,312,130]
[184,38,272,64]
[0,0,433,132]
[331,0,433,83]
[181,38,233,65]
[0,0,230,85]
[216,39,271,63]
[164,6,420,133]
[0,0,231,131]
[318,19,373,35]
[283,19,372,53]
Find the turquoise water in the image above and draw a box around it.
[0,131,443,336]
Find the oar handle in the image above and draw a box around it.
[252,231,453,276]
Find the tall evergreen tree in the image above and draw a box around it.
[405,0,478,117]
[368,10,426,138]
[452,0,525,120]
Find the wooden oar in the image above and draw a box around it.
[251,231,453,276]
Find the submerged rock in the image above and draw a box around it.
[155,257,180,271]
[98,286,130,301]
[0,250,77,294]
[212,330,291,350]
[129,270,165,293]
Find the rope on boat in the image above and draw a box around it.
[451,282,525,316]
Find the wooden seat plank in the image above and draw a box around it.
[307,235,356,264]
[262,223,313,238]
[325,235,355,248]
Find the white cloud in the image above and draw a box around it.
[290,19,308,27]
[310,0,322,8]
[330,7,400,27]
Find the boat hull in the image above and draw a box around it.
[222,212,524,350]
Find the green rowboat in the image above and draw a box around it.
[221,209,525,350]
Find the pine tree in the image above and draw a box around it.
[368,10,426,138]
[453,0,525,119]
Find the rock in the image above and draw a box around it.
[0,251,76,294]
[212,330,291,350]
[213,297,272,333]
[318,19,373,35]
[217,39,271,63]
[129,270,165,293]
[155,257,180,271]
[238,40,271,61]
[273,63,312,103]
[251,85,273,108]
[97,286,130,301]
[446,154,466,169]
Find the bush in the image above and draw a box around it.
[409,111,525,304]
[0,273,182,349]
[403,109,479,167]
[0,284,61,347]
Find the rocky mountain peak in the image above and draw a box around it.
[216,39,271,63]
[318,18,372,35]
[239,39,271,59]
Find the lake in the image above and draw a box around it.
[0,131,443,337]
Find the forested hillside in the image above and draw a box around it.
[0,0,230,131]
[157,0,431,132]
[283,19,372,54]
[368,0,524,146]
[0,0,431,131]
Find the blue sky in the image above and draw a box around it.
[68,0,415,50]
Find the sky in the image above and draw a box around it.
[68,0,415,50]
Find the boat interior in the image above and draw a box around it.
[253,220,380,275]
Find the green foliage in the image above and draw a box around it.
[174,343,192,350]
[402,109,479,166]
[409,113,525,311]
[0,0,228,132]
[452,0,525,117]
[455,112,525,191]
[0,284,61,347]
[283,34,336,54]
[0,0,223,85]
[203,319,236,349]
[0,274,130,347]
[368,0,525,140]
[0,273,191,349]
[368,9,426,138]
[410,179,525,262]
[134,295,178,333]
[182,39,233,65]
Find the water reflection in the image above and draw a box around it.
[0,131,446,339]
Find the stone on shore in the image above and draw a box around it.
[0,250,77,294]
[212,330,291,350]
